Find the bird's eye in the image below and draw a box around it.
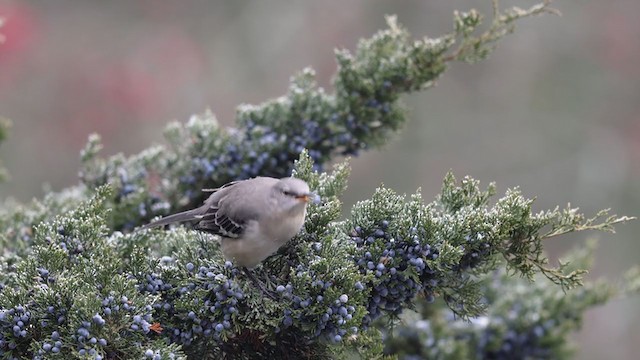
[283,190,294,197]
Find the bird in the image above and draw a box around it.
[142,176,314,269]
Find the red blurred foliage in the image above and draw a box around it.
[599,8,640,77]
[0,2,40,87]
[60,27,205,142]
[1,1,205,148]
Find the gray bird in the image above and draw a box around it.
[142,176,313,269]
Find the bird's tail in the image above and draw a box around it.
[141,209,202,230]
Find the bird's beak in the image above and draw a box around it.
[296,193,321,204]
[295,194,311,203]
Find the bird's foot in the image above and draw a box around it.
[243,268,277,300]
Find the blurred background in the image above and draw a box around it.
[0,0,638,358]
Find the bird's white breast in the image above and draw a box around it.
[219,209,306,268]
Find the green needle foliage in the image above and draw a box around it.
[384,240,635,360]
[0,1,637,359]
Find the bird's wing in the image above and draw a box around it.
[141,208,202,230]
[195,205,246,238]
[142,181,243,230]
[195,179,270,238]
[201,180,241,193]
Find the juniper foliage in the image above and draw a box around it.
[0,1,637,359]
[382,240,624,360]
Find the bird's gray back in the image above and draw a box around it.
[197,177,279,230]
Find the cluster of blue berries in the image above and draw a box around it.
[313,292,358,343]
[178,109,381,204]
[338,114,368,156]
[130,312,154,333]
[50,226,86,257]
[275,273,359,343]
[115,168,171,230]
[101,295,131,317]
[100,294,154,335]
[0,305,31,356]
[68,316,109,358]
[350,221,439,325]
[181,125,308,203]
[136,272,175,316]
[385,314,558,360]
[36,331,63,358]
[43,304,67,329]
[165,263,243,346]
[454,233,492,271]
[137,273,173,296]
[117,168,139,199]
[34,267,55,286]
[479,322,554,360]
[183,143,282,202]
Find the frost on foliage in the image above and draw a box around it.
[345,171,632,324]
[383,240,636,360]
[0,156,634,359]
[0,187,188,359]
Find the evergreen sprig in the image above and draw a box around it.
[383,239,639,360]
[447,0,559,63]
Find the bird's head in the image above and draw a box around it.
[273,177,315,212]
